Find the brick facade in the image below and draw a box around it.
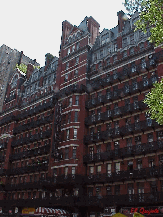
[0,11,163,217]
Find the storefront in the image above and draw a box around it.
[120,207,163,217]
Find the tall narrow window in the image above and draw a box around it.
[65,148,69,159]
[74,111,78,122]
[107,163,112,177]
[65,167,68,177]
[68,113,71,123]
[66,129,70,140]
[73,128,77,139]
[115,162,120,173]
[72,167,75,177]
[75,96,79,105]
[72,147,77,159]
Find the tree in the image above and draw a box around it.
[123,0,163,47]
[15,63,27,74]
[123,0,143,15]
[144,78,163,125]
[135,0,163,47]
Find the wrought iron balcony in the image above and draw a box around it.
[5,179,51,191]
[7,164,48,175]
[10,145,50,161]
[84,140,163,163]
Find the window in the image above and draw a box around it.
[128,161,133,171]
[131,62,136,73]
[139,42,144,51]
[67,48,70,55]
[113,70,118,80]
[74,111,78,122]
[75,96,79,105]
[132,79,138,90]
[74,69,78,77]
[72,147,77,159]
[66,129,70,140]
[133,96,138,109]
[143,75,148,86]
[33,192,37,199]
[65,148,69,159]
[73,128,77,139]
[72,167,75,176]
[106,186,112,195]
[100,50,103,58]
[130,47,134,55]
[65,74,68,82]
[128,184,134,202]
[122,38,127,47]
[89,147,94,160]
[130,35,134,44]
[64,167,68,177]
[106,89,111,100]
[97,109,101,120]
[68,112,71,123]
[123,51,127,58]
[107,163,112,176]
[89,166,94,176]
[141,58,146,69]
[97,144,101,159]
[88,187,93,197]
[72,45,75,52]
[115,185,120,195]
[69,97,72,106]
[66,62,69,70]
[137,159,142,170]
[113,55,117,63]
[115,162,120,173]
[148,133,153,143]
[157,131,163,140]
[137,182,144,202]
[148,157,155,167]
[97,165,101,174]
[76,42,79,50]
[127,138,132,151]
[75,57,79,64]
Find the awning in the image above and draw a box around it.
[35,207,70,216]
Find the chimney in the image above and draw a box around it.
[26,63,34,79]
[44,53,54,71]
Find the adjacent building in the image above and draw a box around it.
[0,44,39,112]
[0,11,163,217]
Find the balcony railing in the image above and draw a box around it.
[84,120,159,145]
[85,77,158,110]
[5,179,51,191]
[10,145,50,161]
[6,164,48,175]
[84,165,163,184]
[83,140,163,163]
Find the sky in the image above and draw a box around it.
[0,0,128,67]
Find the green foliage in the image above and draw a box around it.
[135,0,163,47]
[144,78,163,125]
[33,65,40,70]
[45,53,54,60]
[123,0,143,15]
[15,63,27,74]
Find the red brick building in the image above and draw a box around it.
[0,11,163,217]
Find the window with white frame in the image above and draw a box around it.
[72,147,77,159]
[66,129,70,140]
[67,48,70,55]
[73,128,77,139]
